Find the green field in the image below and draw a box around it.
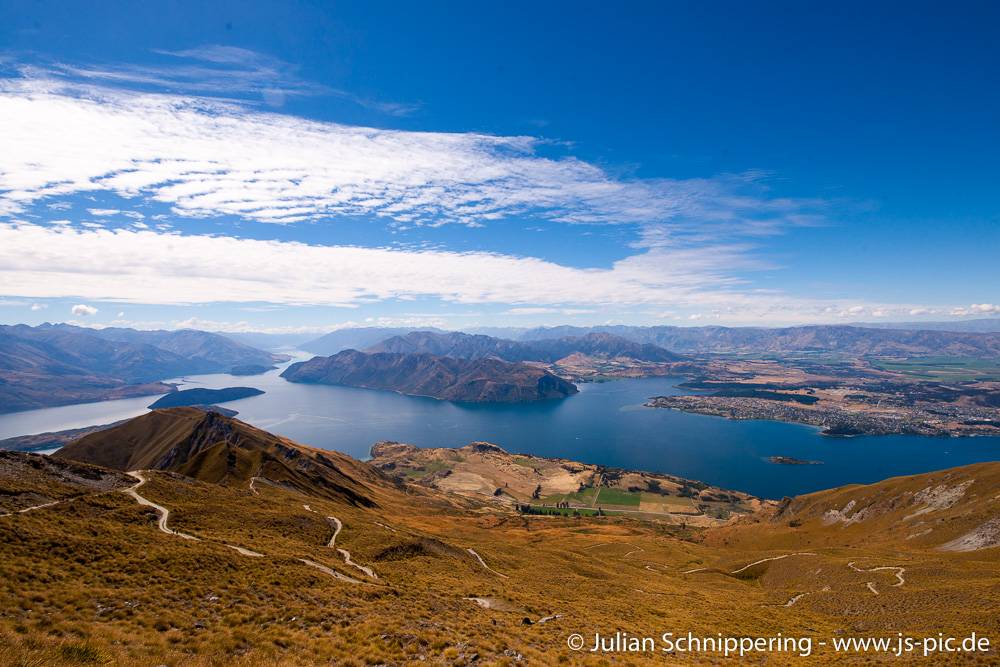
[401,460,450,479]
[594,487,641,507]
[542,487,597,505]
[871,356,1000,381]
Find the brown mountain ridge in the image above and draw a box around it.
[57,407,383,507]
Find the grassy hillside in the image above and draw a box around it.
[1,412,997,665]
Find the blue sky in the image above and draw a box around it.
[0,0,997,332]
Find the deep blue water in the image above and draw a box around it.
[2,356,999,499]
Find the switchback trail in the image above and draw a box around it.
[731,552,817,575]
[327,515,378,579]
[125,471,263,557]
[848,561,906,588]
[249,475,377,585]
[124,471,199,541]
[299,558,366,585]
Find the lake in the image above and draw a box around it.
[2,355,999,498]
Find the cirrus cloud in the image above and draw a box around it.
[0,74,823,233]
[0,221,943,325]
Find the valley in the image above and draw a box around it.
[0,324,287,413]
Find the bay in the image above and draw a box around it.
[1,354,998,498]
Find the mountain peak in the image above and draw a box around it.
[56,407,383,507]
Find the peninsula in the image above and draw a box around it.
[281,350,578,403]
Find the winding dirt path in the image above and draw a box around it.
[467,548,509,579]
[0,500,61,518]
[228,545,264,557]
[326,515,343,547]
[730,552,816,575]
[250,476,375,583]
[326,516,378,579]
[124,472,199,541]
[781,586,829,608]
[848,561,905,587]
[125,471,270,558]
[299,558,366,585]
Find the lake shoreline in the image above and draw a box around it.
[1,357,999,499]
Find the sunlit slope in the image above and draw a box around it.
[0,410,995,665]
[57,407,387,506]
[707,461,1000,552]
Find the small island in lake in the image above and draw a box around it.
[767,455,823,465]
[148,387,264,409]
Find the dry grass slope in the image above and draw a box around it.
[0,411,996,665]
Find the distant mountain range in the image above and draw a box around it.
[300,327,446,356]
[280,322,1000,359]
[367,330,684,363]
[222,331,321,351]
[298,324,1000,360]
[849,318,1000,333]
[281,349,578,402]
[0,324,286,414]
[511,324,1000,357]
[52,324,288,371]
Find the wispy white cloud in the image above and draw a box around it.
[18,46,417,115]
[0,222,943,324]
[0,75,820,232]
[0,64,979,327]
